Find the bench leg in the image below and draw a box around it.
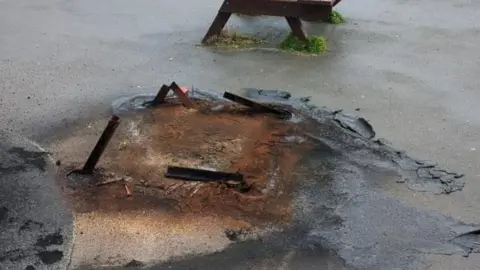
[285,17,308,41]
[202,12,232,44]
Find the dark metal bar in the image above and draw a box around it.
[149,82,195,108]
[165,166,244,183]
[152,84,170,105]
[223,92,291,118]
[81,115,120,174]
[169,81,195,108]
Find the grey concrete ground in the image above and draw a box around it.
[1,0,480,269]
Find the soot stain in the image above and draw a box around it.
[0,164,27,174]
[37,250,63,265]
[7,147,48,172]
[35,230,63,247]
[139,227,346,270]
[0,206,8,223]
[0,248,29,262]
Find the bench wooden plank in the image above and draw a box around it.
[297,0,335,6]
[221,0,331,18]
[202,12,231,43]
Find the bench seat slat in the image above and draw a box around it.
[297,0,335,6]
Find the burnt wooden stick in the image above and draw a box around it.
[169,81,195,108]
[285,17,308,41]
[152,84,170,105]
[202,11,232,43]
[81,115,120,174]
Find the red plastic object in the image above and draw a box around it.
[180,86,189,94]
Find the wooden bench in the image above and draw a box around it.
[202,0,343,43]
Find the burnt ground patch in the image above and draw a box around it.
[52,89,476,269]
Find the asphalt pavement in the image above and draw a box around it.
[0,129,73,270]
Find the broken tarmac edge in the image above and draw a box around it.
[0,129,74,270]
[111,87,464,195]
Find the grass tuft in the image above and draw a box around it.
[326,10,345,24]
[279,33,327,55]
[203,30,263,49]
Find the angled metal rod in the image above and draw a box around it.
[152,84,170,106]
[81,115,120,174]
[165,166,244,183]
[223,92,291,119]
[169,81,195,108]
[149,82,195,108]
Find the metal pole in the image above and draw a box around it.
[81,115,120,174]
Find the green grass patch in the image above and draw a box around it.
[279,33,328,55]
[326,11,345,24]
[203,30,263,49]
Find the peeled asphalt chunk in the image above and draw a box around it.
[0,129,74,270]
[105,89,478,269]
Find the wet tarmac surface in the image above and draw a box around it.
[1,0,480,269]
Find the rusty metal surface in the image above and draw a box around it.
[169,82,195,108]
[56,100,308,225]
[150,82,194,108]
[151,84,170,106]
[165,166,244,183]
[81,115,120,174]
